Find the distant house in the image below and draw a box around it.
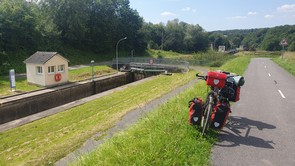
[24,51,69,87]
[218,46,226,52]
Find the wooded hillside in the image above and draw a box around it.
[0,0,294,75]
[211,25,295,51]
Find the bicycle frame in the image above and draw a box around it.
[201,93,214,135]
[196,73,231,136]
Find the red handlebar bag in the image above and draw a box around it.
[206,71,227,88]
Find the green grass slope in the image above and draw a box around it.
[72,56,251,166]
[0,71,195,166]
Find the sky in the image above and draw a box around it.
[129,0,295,31]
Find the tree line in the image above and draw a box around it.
[1,0,294,54]
[0,0,210,55]
[211,25,295,51]
[0,0,294,75]
[142,19,209,52]
[0,0,146,53]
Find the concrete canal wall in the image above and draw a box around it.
[0,72,146,124]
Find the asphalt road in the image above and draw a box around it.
[212,58,295,166]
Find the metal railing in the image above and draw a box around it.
[112,57,189,72]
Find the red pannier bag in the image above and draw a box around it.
[188,98,203,125]
[210,101,231,130]
[206,71,227,88]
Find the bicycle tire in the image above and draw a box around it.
[201,96,213,136]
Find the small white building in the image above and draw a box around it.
[24,51,69,87]
[218,46,226,52]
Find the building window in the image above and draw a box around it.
[58,65,65,72]
[48,66,55,74]
[36,66,43,75]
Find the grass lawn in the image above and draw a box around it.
[0,76,41,97]
[73,80,216,166]
[272,52,295,76]
[0,71,196,166]
[69,65,117,82]
[0,52,252,165]
[0,65,116,97]
[146,49,236,67]
[72,56,252,166]
[235,51,281,57]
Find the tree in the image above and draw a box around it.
[38,0,145,53]
[85,0,119,52]
[184,24,208,52]
[141,22,165,49]
[40,0,91,46]
[0,0,40,51]
[116,0,146,52]
[164,19,185,52]
[288,41,295,51]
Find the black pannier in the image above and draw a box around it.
[210,101,231,130]
[221,75,245,102]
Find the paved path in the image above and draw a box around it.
[212,58,295,166]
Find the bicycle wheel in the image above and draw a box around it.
[201,96,213,136]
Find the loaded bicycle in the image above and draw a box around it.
[188,71,245,136]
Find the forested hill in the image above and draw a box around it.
[0,0,147,74]
[209,25,295,51]
[0,0,294,75]
[0,0,146,53]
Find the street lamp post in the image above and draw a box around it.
[116,37,127,71]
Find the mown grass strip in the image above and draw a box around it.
[72,56,251,166]
[73,82,215,166]
[220,56,251,75]
[0,71,195,166]
[272,52,295,76]
[0,65,116,97]
[69,65,117,82]
[0,77,40,97]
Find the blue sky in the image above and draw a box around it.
[129,0,295,31]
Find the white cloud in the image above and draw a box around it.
[248,11,258,16]
[182,7,190,12]
[264,14,274,19]
[277,4,295,13]
[161,12,177,17]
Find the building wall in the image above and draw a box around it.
[44,55,69,86]
[25,54,69,87]
[26,64,46,86]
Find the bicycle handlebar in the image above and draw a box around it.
[196,71,237,80]
[196,73,207,80]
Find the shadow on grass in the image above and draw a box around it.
[215,116,276,149]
